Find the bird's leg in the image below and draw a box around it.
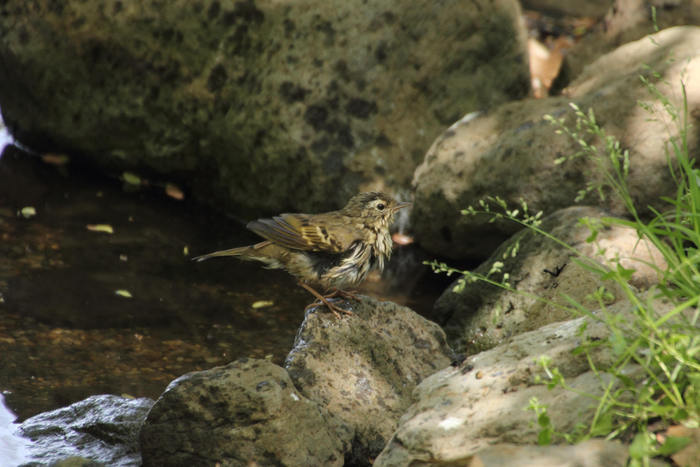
[298,282,353,319]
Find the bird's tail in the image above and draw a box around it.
[192,246,250,262]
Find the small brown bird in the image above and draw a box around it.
[194,192,410,318]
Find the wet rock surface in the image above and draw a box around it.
[139,358,350,467]
[17,394,153,467]
[285,296,453,464]
[0,0,529,214]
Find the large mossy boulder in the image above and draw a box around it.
[0,0,529,214]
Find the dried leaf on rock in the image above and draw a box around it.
[41,153,70,166]
[165,183,184,200]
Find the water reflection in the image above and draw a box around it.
[0,145,448,421]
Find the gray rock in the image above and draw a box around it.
[139,358,350,466]
[466,440,629,467]
[559,0,700,86]
[17,394,153,467]
[285,295,453,464]
[436,206,664,354]
[0,0,529,215]
[373,304,645,465]
[412,26,700,259]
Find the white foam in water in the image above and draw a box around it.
[0,393,30,466]
[0,110,14,156]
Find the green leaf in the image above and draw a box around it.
[616,373,635,387]
[600,270,617,281]
[648,403,675,417]
[585,229,599,243]
[629,433,654,459]
[610,333,628,357]
[589,412,613,437]
[616,263,636,281]
[657,436,690,456]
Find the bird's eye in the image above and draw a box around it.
[376,203,385,211]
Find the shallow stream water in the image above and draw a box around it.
[0,142,449,422]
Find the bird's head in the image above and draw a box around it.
[342,192,411,227]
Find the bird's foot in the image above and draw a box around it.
[304,298,353,319]
[325,288,361,301]
[298,282,354,319]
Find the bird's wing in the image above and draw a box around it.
[247,213,360,253]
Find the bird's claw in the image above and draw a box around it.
[298,282,357,319]
[304,298,354,319]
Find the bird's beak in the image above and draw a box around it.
[392,201,412,212]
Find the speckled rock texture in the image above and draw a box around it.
[520,0,613,18]
[0,0,529,214]
[285,295,453,465]
[434,440,630,467]
[18,394,154,466]
[139,358,350,466]
[373,305,645,466]
[412,26,700,259]
[435,206,665,354]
